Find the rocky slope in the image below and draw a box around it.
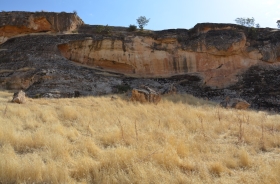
[0,12,280,111]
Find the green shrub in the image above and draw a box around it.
[247,27,258,39]
[104,24,112,34]
[96,25,104,33]
[128,24,137,32]
[96,24,112,34]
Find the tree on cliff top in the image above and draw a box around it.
[277,20,280,28]
[136,16,150,30]
[235,17,256,27]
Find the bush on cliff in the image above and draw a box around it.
[128,24,137,32]
[96,24,112,34]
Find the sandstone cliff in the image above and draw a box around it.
[1,12,280,111]
[59,24,280,88]
[0,11,84,44]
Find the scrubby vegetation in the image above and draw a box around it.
[95,24,112,34]
[128,24,137,32]
[0,91,280,183]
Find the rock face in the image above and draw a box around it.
[12,90,26,104]
[162,84,177,95]
[0,11,84,44]
[1,12,280,111]
[59,24,280,88]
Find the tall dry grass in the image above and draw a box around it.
[0,91,280,183]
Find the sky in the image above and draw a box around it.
[1,0,280,30]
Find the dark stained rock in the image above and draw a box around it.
[162,83,177,95]
[74,91,80,98]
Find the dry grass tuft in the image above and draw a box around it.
[209,162,225,177]
[239,149,251,168]
[0,91,279,183]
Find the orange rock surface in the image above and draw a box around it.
[58,31,266,88]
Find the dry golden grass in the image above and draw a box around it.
[0,91,280,183]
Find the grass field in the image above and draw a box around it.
[0,91,280,184]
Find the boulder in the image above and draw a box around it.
[12,90,26,104]
[130,86,161,104]
[230,99,250,110]
[220,97,250,110]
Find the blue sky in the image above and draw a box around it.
[1,0,280,30]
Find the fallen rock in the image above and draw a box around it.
[12,90,26,104]
[130,86,161,104]
[220,97,250,110]
[230,99,250,110]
